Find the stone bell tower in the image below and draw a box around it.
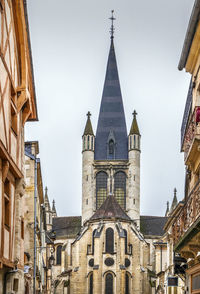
[81,15,141,225]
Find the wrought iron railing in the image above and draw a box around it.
[173,179,200,245]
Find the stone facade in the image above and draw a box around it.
[0,1,37,293]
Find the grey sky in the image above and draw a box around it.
[26,0,193,217]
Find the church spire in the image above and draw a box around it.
[95,12,128,160]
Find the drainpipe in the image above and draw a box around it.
[33,157,39,294]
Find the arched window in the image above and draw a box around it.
[124,229,128,254]
[105,273,113,294]
[89,273,93,294]
[114,171,126,209]
[87,135,90,149]
[109,140,114,154]
[125,273,129,294]
[106,228,114,254]
[92,229,96,254]
[56,245,62,265]
[96,172,108,209]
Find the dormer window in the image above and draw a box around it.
[109,140,114,155]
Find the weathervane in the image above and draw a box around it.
[109,10,116,39]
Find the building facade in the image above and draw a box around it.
[50,18,167,294]
[172,0,200,293]
[0,1,37,293]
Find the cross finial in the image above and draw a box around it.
[45,186,48,194]
[87,111,91,118]
[132,110,137,117]
[109,10,116,39]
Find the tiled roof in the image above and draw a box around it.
[95,39,128,160]
[52,216,81,238]
[90,196,131,221]
[140,216,168,237]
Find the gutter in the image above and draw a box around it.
[178,0,200,70]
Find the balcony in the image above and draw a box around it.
[173,179,200,249]
[183,106,200,164]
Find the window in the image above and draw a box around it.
[114,171,126,209]
[125,273,129,294]
[109,140,114,154]
[21,219,24,239]
[96,172,108,209]
[124,229,128,254]
[106,228,114,254]
[92,230,96,254]
[87,136,90,149]
[56,245,62,265]
[105,273,113,294]
[4,179,10,227]
[89,273,93,294]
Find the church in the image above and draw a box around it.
[46,12,167,294]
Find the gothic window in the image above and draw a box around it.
[105,273,113,294]
[91,136,94,150]
[114,171,126,209]
[92,229,96,254]
[87,135,90,149]
[124,229,128,254]
[56,245,62,265]
[96,172,108,209]
[106,228,114,254]
[125,273,129,294]
[109,140,114,154]
[89,273,93,294]
[133,135,136,148]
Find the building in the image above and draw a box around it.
[50,14,167,294]
[0,1,37,293]
[172,0,200,293]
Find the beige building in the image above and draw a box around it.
[0,1,37,293]
[49,18,168,294]
[172,0,200,293]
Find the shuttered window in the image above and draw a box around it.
[96,172,108,209]
[114,171,126,209]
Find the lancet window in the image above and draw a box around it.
[124,229,128,254]
[56,245,62,265]
[125,273,129,294]
[105,273,113,294]
[92,229,96,254]
[114,171,126,209]
[106,228,114,254]
[96,172,108,209]
[89,273,93,294]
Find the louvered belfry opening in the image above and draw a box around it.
[106,228,114,253]
[114,171,126,209]
[105,273,113,294]
[96,172,108,209]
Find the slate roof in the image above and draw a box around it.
[90,195,131,221]
[95,39,128,160]
[52,216,81,238]
[140,216,168,237]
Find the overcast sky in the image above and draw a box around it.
[26,0,193,217]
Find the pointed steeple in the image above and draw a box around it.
[129,110,140,135]
[170,188,178,213]
[95,15,128,160]
[165,201,169,216]
[83,111,94,136]
[52,199,57,217]
[44,186,50,211]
